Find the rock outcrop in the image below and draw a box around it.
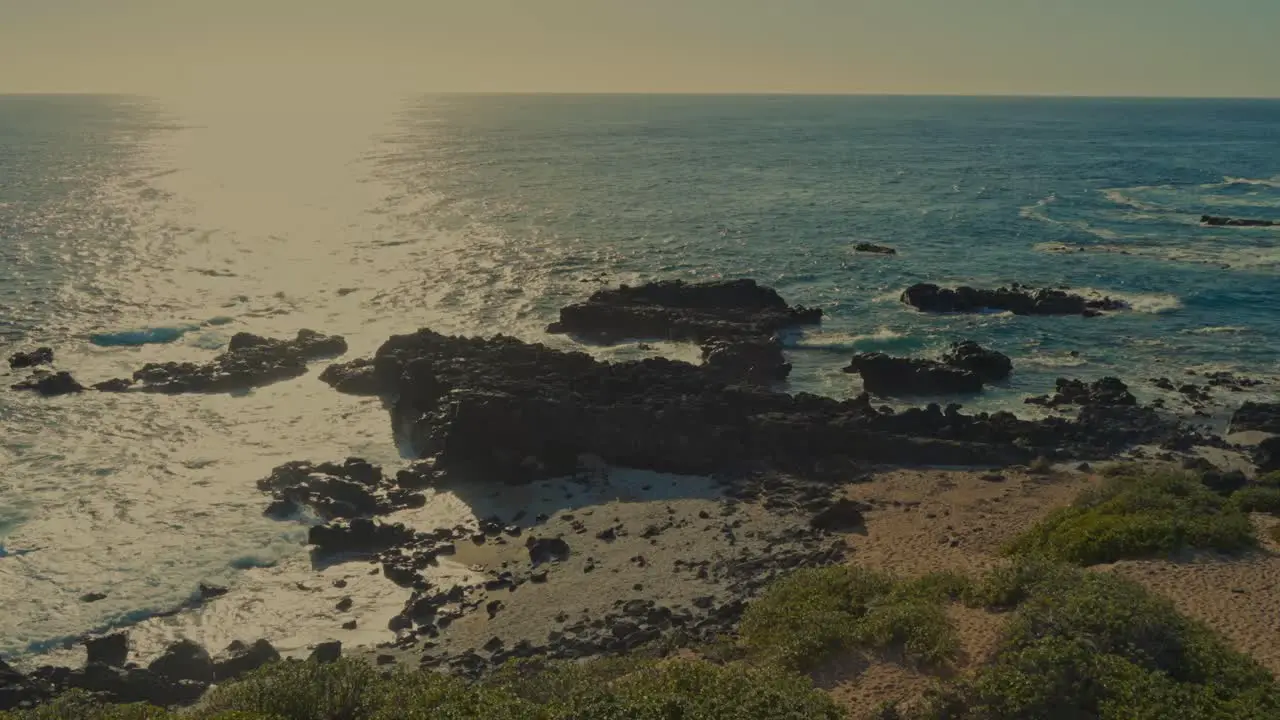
[902,283,1125,317]
[1230,402,1280,435]
[127,329,347,394]
[843,352,984,396]
[257,457,426,521]
[365,329,1189,483]
[941,341,1013,382]
[10,371,84,396]
[1026,377,1137,408]
[546,279,822,344]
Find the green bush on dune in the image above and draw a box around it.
[738,567,961,671]
[921,562,1280,720]
[1006,468,1257,565]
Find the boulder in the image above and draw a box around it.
[844,352,984,396]
[11,371,84,396]
[309,641,342,664]
[810,499,870,532]
[147,639,214,684]
[1254,436,1280,474]
[546,279,822,343]
[901,283,1124,317]
[213,639,280,681]
[130,329,347,394]
[941,341,1012,382]
[85,632,129,667]
[8,347,53,369]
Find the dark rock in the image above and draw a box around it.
[92,378,135,392]
[1230,402,1280,435]
[147,639,214,684]
[853,243,896,255]
[309,641,342,664]
[213,639,279,681]
[80,592,108,603]
[257,458,421,521]
[11,371,84,396]
[308,518,417,557]
[526,537,571,565]
[129,329,347,394]
[319,358,383,396]
[701,338,791,385]
[1026,377,1136,408]
[376,654,396,666]
[85,632,129,667]
[370,327,1189,486]
[0,657,49,711]
[198,583,229,601]
[8,347,53,369]
[1202,215,1278,228]
[941,341,1012,383]
[902,283,1124,317]
[810,499,869,532]
[1253,436,1280,474]
[342,620,358,630]
[844,352,984,396]
[546,279,822,344]
[335,597,354,612]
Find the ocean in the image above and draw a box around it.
[2,94,1279,662]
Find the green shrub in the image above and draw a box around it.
[0,693,171,720]
[739,566,958,670]
[1005,469,1257,565]
[1233,485,1280,514]
[191,658,380,720]
[915,567,1280,719]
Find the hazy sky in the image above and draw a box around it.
[2,0,1278,97]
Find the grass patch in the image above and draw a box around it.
[1005,468,1256,565]
[738,566,959,671]
[915,566,1280,719]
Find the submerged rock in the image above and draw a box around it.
[852,242,897,255]
[902,283,1125,317]
[941,341,1012,382]
[546,279,822,343]
[1202,215,1278,228]
[844,352,984,396]
[131,329,347,394]
[7,347,53,370]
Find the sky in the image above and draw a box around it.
[1,0,1279,98]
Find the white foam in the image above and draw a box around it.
[790,328,905,351]
[1182,326,1251,335]
[1223,176,1280,189]
[1074,287,1183,315]
[1101,188,1165,213]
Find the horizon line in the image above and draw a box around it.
[2,90,1280,101]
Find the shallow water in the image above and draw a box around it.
[2,94,1279,660]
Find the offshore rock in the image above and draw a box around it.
[131,329,347,394]
[902,282,1125,317]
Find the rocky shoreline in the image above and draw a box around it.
[4,277,1278,712]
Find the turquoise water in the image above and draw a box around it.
[1,94,1279,660]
